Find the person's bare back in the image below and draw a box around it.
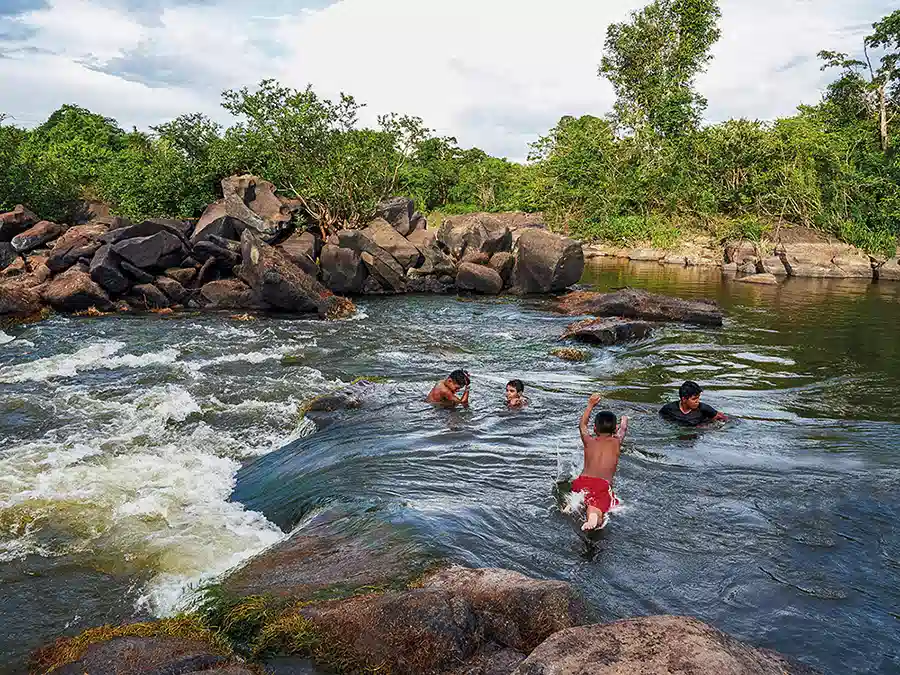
[573,393,628,531]
[427,369,470,408]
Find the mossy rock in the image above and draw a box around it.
[551,347,589,362]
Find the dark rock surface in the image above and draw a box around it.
[560,317,654,345]
[511,229,584,294]
[41,269,113,313]
[558,289,724,327]
[457,262,503,295]
[11,220,66,252]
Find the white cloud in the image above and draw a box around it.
[0,0,894,160]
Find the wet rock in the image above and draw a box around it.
[375,196,415,237]
[299,589,479,675]
[238,230,355,318]
[438,214,512,260]
[550,347,589,362]
[0,205,39,241]
[488,252,515,286]
[112,231,185,270]
[0,242,17,271]
[737,273,779,285]
[42,636,233,675]
[364,218,422,270]
[42,269,113,313]
[876,252,900,281]
[628,248,666,262]
[155,276,189,303]
[89,245,131,295]
[510,229,584,294]
[11,220,66,252]
[511,616,821,675]
[406,274,455,294]
[128,283,170,310]
[558,289,724,327]
[201,279,261,310]
[560,317,654,345]
[223,517,427,600]
[120,260,156,284]
[725,240,759,266]
[775,227,873,279]
[457,262,503,295]
[47,222,109,273]
[738,261,758,274]
[421,566,586,653]
[320,244,367,294]
[165,267,197,287]
[337,229,406,292]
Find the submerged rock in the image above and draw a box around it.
[736,273,779,285]
[511,615,820,675]
[558,289,724,327]
[550,347,589,362]
[560,317,654,345]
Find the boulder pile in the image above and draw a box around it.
[0,181,586,325]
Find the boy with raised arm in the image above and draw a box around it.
[427,369,470,408]
[572,393,628,531]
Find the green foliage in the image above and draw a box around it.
[601,0,722,137]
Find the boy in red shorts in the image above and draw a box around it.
[572,393,628,531]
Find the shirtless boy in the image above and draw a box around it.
[505,380,527,408]
[573,393,628,531]
[427,369,470,408]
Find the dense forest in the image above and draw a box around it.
[1,2,898,253]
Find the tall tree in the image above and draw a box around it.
[865,9,900,150]
[600,0,721,138]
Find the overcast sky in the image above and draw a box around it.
[0,0,893,160]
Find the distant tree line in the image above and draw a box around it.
[0,3,897,253]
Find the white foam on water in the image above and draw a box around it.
[0,330,14,345]
[0,340,180,384]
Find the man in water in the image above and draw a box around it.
[573,393,628,531]
[505,379,528,408]
[659,381,727,426]
[427,369,470,408]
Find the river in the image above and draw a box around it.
[1,260,898,674]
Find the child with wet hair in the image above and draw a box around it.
[427,369,470,408]
[572,393,628,531]
[505,379,528,408]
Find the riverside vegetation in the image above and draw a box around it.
[0,3,898,256]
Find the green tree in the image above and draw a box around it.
[600,0,721,137]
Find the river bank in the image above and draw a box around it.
[2,260,898,674]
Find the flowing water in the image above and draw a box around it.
[1,260,899,674]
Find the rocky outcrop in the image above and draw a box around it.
[89,245,130,295]
[363,218,422,270]
[736,272,779,285]
[238,230,355,318]
[560,317,654,345]
[375,196,416,237]
[0,205,39,241]
[457,262,503,295]
[877,250,900,280]
[41,269,113,313]
[337,229,407,293]
[512,616,820,675]
[320,244,367,293]
[511,229,584,294]
[438,214,513,260]
[200,279,260,310]
[193,175,295,244]
[47,222,109,273]
[776,229,874,278]
[11,220,66,252]
[0,279,44,322]
[558,289,724,327]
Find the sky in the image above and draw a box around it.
[0,0,894,161]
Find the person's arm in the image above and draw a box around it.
[580,393,602,440]
[701,402,725,422]
[460,384,470,408]
[714,411,727,422]
[616,415,629,441]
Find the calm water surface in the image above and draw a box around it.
[0,260,898,674]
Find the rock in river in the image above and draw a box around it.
[511,615,821,675]
[42,269,113,313]
[511,229,584,294]
[560,317,653,345]
[558,288,724,327]
[456,262,503,295]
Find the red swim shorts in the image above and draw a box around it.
[571,475,619,513]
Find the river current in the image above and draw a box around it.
[1,260,898,674]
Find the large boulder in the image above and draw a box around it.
[11,220,66,252]
[363,218,422,270]
[457,262,503,295]
[299,590,480,675]
[128,283,170,310]
[42,269,113,313]
[337,229,406,292]
[89,245,131,295]
[238,230,355,318]
[375,196,416,236]
[280,231,321,265]
[112,231,186,270]
[194,176,294,244]
[0,205,39,241]
[774,227,873,278]
[200,279,261,310]
[155,276,189,304]
[736,273,779,285]
[100,218,190,246]
[437,214,513,260]
[420,566,586,653]
[510,229,584,294]
[320,244,367,294]
[560,318,654,345]
[0,242,17,271]
[47,222,109,273]
[32,635,242,675]
[0,279,44,320]
[877,251,900,281]
[410,211,427,233]
[489,252,515,286]
[511,616,820,675]
[558,289,724,327]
